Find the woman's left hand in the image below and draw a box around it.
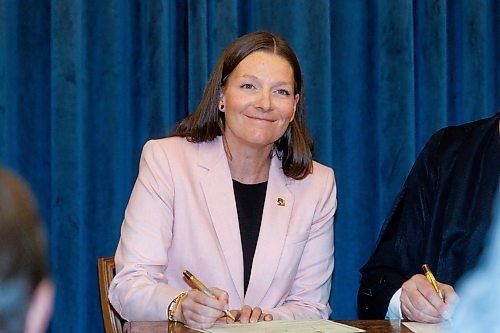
[224,305,273,324]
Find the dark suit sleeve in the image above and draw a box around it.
[357,130,444,319]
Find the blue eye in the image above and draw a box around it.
[275,89,291,96]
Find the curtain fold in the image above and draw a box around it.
[0,1,498,331]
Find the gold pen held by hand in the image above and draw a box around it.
[422,264,444,301]
[183,270,236,321]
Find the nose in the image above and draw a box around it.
[255,90,273,111]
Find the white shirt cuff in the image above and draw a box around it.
[385,288,403,320]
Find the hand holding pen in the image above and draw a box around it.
[400,264,458,323]
[181,270,272,327]
[183,270,236,320]
[175,270,235,329]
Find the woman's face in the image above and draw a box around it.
[220,51,299,153]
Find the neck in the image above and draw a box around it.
[223,137,272,184]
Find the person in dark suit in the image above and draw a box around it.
[0,167,54,333]
[358,113,499,323]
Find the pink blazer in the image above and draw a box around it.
[109,136,336,321]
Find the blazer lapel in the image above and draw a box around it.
[199,137,245,303]
[244,155,294,306]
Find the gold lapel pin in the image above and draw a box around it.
[277,197,285,206]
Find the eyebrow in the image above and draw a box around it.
[239,74,293,86]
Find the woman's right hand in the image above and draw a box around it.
[176,288,229,329]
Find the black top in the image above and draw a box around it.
[233,179,268,294]
[358,113,500,319]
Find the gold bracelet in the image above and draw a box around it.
[167,292,187,322]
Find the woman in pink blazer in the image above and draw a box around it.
[109,31,337,329]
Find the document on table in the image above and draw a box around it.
[402,321,449,333]
[192,319,365,333]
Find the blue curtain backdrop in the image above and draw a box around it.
[0,0,498,331]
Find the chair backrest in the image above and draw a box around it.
[98,256,124,333]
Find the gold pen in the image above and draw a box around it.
[183,270,237,321]
[422,264,444,301]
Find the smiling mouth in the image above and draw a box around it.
[246,115,274,122]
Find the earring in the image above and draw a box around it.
[220,104,225,111]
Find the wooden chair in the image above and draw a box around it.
[98,256,124,333]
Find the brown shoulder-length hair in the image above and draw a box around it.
[173,31,313,180]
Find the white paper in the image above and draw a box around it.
[192,319,365,333]
[402,321,448,333]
